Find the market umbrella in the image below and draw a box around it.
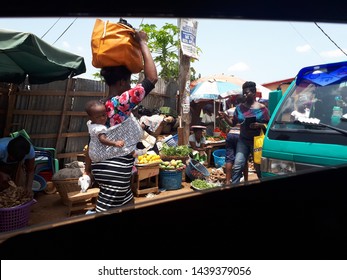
[190,74,271,102]
[189,79,240,103]
[0,29,86,84]
[190,75,272,128]
[189,78,240,129]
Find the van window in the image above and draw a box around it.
[269,76,347,146]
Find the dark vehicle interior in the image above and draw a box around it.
[1,0,347,260]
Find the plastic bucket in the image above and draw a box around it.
[159,170,182,190]
[212,149,226,168]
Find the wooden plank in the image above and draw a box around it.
[60,132,89,138]
[57,152,86,159]
[29,132,89,139]
[56,78,73,151]
[16,90,106,97]
[69,92,106,97]
[13,110,63,115]
[4,84,17,136]
[177,127,184,145]
[13,110,87,117]
[67,188,99,202]
[69,202,95,214]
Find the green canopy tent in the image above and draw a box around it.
[0,29,86,84]
[0,29,87,144]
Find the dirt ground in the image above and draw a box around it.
[28,180,194,226]
[0,168,258,242]
[28,169,258,226]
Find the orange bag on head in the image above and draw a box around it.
[91,18,144,73]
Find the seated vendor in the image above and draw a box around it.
[0,135,35,196]
[188,125,208,165]
[201,104,215,137]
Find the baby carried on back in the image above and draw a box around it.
[88,113,144,162]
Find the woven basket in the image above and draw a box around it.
[186,159,210,181]
[0,199,36,232]
[163,134,178,147]
[52,178,80,205]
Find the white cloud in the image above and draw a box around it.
[320,49,347,58]
[227,62,250,73]
[296,44,311,53]
[77,46,84,52]
[61,41,71,49]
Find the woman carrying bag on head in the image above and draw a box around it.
[84,28,158,213]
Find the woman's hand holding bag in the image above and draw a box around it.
[253,125,267,165]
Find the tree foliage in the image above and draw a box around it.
[140,23,179,82]
[93,22,201,82]
[140,23,200,82]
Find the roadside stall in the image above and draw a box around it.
[189,75,271,169]
[0,29,86,231]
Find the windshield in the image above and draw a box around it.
[273,72,347,133]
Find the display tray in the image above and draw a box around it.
[206,139,226,144]
[135,162,161,167]
[190,180,217,191]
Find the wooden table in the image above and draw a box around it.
[66,188,99,216]
[131,164,159,197]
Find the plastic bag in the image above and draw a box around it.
[78,175,91,193]
[253,129,265,164]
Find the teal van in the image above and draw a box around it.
[261,61,347,177]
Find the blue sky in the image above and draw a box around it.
[1,17,347,85]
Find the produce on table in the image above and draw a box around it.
[206,136,225,142]
[137,153,162,165]
[192,151,207,163]
[159,144,191,157]
[189,168,206,179]
[191,179,216,190]
[159,159,186,171]
[212,127,227,139]
[208,168,226,183]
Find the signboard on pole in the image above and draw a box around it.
[180,18,199,59]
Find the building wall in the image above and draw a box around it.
[262,78,294,92]
[1,77,178,167]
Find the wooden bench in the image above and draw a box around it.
[66,188,99,216]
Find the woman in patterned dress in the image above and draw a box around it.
[84,29,157,212]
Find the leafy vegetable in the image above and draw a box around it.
[191,179,215,190]
[160,144,192,156]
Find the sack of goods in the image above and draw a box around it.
[91,18,144,73]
